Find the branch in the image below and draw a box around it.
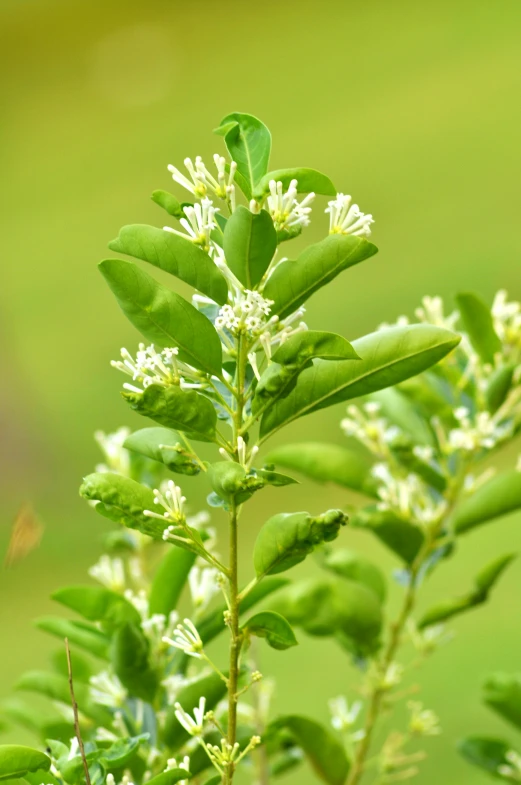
[65,638,92,785]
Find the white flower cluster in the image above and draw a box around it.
[111,344,205,393]
[408,702,441,737]
[165,756,190,785]
[329,696,364,738]
[89,554,126,592]
[188,565,220,612]
[89,671,127,709]
[492,290,521,357]
[415,295,459,330]
[163,618,204,659]
[169,155,237,202]
[445,406,512,453]
[326,193,374,237]
[265,179,315,231]
[215,289,274,337]
[164,198,220,255]
[372,463,447,527]
[144,480,187,525]
[341,402,400,457]
[174,696,206,736]
[94,427,131,476]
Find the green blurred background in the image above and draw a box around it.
[1,0,521,782]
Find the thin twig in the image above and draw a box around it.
[65,638,92,785]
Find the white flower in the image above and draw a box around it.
[144,480,186,524]
[341,402,400,456]
[408,701,441,736]
[89,671,127,709]
[174,696,206,736]
[188,566,219,612]
[165,755,190,785]
[164,198,219,254]
[381,662,404,690]
[498,750,521,781]
[111,343,203,394]
[326,193,374,237]
[372,464,447,527]
[448,408,512,453]
[414,295,459,329]
[168,155,237,203]
[124,589,149,620]
[215,290,274,337]
[266,179,315,231]
[163,618,204,658]
[88,555,126,592]
[94,427,131,476]
[407,620,452,655]
[329,696,362,732]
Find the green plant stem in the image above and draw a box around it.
[347,462,470,785]
[225,333,248,784]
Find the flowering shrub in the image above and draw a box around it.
[2,112,516,785]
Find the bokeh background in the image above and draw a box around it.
[1,0,521,782]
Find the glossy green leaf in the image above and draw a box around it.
[458,736,513,778]
[223,206,277,288]
[253,330,360,415]
[148,547,196,617]
[99,736,145,768]
[124,385,217,443]
[271,716,350,785]
[124,427,201,475]
[214,112,271,199]
[456,291,501,364]
[242,611,298,650]
[146,769,194,785]
[453,471,521,534]
[207,461,248,500]
[253,167,336,199]
[35,617,110,659]
[108,224,228,306]
[164,672,228,749]
[319,548,387,602]
[263,234,377,319]
[418,553,515,628]
[351,507,425,565]
[80,472,165,540]
[267,441,377,496]
[0,746,51,782]
[260,325,461,440]
[51,586,140,627]
[274,576,382,655]
[484,673,521,730]
[99,259,222,377]
[111,623,158,702]
[253,509,347,578]
[151,190,184,219]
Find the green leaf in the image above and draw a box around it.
[108,225,228,306]
[263,234,378,319]
[111,623,158,702]
[456,291,502,364]
[253,168,336,199]
[214,112,271,199]
[270,716,350,785]
[124,385,217,443]
[99,259,223,377]
[164,672,227,749]
[148,546,196,617]
[151,190,184,219]
[124,427,201,475]
[458,736,513,778]
[320,548,387,602]
[351,507,425,565]
[484,673,521,731]
[453,471,521,534]
[223,206,277,288]
[99,736,144,768]
[79,472,165,540]
[273,576,382,654]
[0,746,51,782]
[146,770,194,785]
[51,586,140,627]
[369,388,434,446]
[15,672,102,722]
[207,461,248,501]
[35,617,110,659]
[267,441,377,496]
[241,611,298,650]
[253,331,360,415]
[253,509,347,578]
[487,364,515,414]
[418,553,515,628]
[260,325,461,440]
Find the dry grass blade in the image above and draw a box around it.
[65,637,92,785]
